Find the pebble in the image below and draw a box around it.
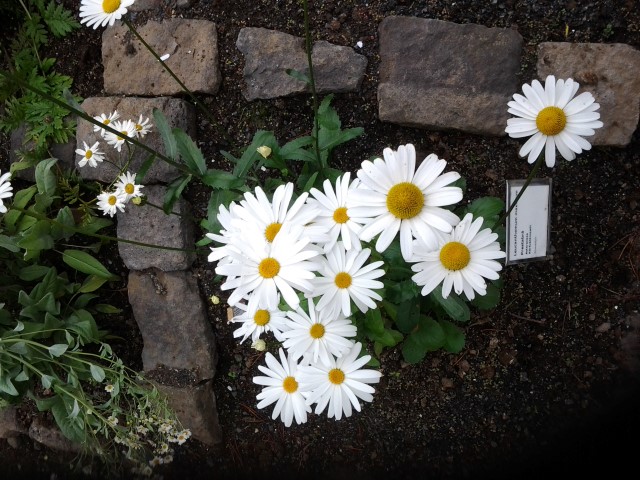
[595,322,611,333]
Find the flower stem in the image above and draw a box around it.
[301,0,323,169]
[122,19,232,145]
[497,153,545,226]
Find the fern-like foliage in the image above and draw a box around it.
[0,0,81,152]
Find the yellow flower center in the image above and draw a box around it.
[333,207,349,224]
[334,272,352,289]
[439,241,471,271]
[264,222,282,243]
[253,309,270,326]
[102,118,111,125]
[328,368,345,385]
[258,257,280,278]
[102,0,121,14]
[309,323,325,339]
[108,195,117,206]
[386,182,424,219]
[135,123,143,131]
[124,183,135,195]
[282,376,298,393]
[118,130,128,139]
[85,150,93,159]
[536,106,567,136]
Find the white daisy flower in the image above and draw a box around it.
[231,300,289,343]
[311,242,384,318]
[282,297,357,368]
[505,75,604,167]
[76,141,105,168]
[113,171,143,202]
[299,342,382,421]
[0,170,14,214]
[206,201,244,267]
[216,225,320,310]
[104,119,136,152]
[79,0,135,30]
[97,190,127,217]
[409,213,506,300]
[92,110,120,135]
[349,144,462,261]
[253,348,311,427]
[133,114,153,137]
[307,172,368,252]
[233,183,326,246]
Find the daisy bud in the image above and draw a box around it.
[210,295,220,305]
[251,339,266,352]
[256,146,272,158]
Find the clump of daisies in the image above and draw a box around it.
[207,143,509,427]
[76,110,152,217]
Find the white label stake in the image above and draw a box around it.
[505,178,552,265]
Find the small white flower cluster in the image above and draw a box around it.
[76,110,151,217]
[110,411,191,476]
[208,144,509,426]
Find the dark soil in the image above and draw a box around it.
[1,1,640,480]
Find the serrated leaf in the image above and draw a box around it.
[153,108,177,160]
[394,299,420,334]
[411,316,445,351]
[174,128,207,175]
[163,174,191,214]
[62,249,117,280]
[201,169,245,190]
[470,283,501,311]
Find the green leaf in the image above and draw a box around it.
[89,364,106,383]
[34,157,58,197]
[441,320,465,353]
[78,275,108,293]
[3,185,37,233]
[94,304,122,314]
[51,206,75,240]
[402,335,427,364]
[465,197,505,222]
[0,234,20,252]
[174,128,207,175]
[394,299,420,334]
[153,108,177,160]
[16,220,53,259]
[50,396,85,443]
[285,68,310,85]
[201,169,245,190]
[470,283,501,311]
[47,344,68,357]
[369,328,399,347]
[18,265,51,281]
[232,130,275,178]
[62,249,117,280]
[41,374,55,389]
[0,375,19,396]
[163,174,191,214]
[136,153,156,183]
[364,309,385,336]
[431,286,471,322]
[411,316,445,351]
[75,216,111,235]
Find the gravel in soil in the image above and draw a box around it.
[1,1,640,479]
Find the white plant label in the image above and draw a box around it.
[505,179,552,265]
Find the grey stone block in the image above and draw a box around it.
[102,19,221,96]
[377,16,523,136]
[117,184,195,271]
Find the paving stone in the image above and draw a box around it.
[236,27,367,101]
[377,16,523,136]
[537,42,640,147]
[9,124,75,182]
[127,269,217,382]
[28,417,81,453]
[155,380,222,446]
[102,19,220,96]
[0,406,28,439]
[75,96,195,184]
[117,184,195,271]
